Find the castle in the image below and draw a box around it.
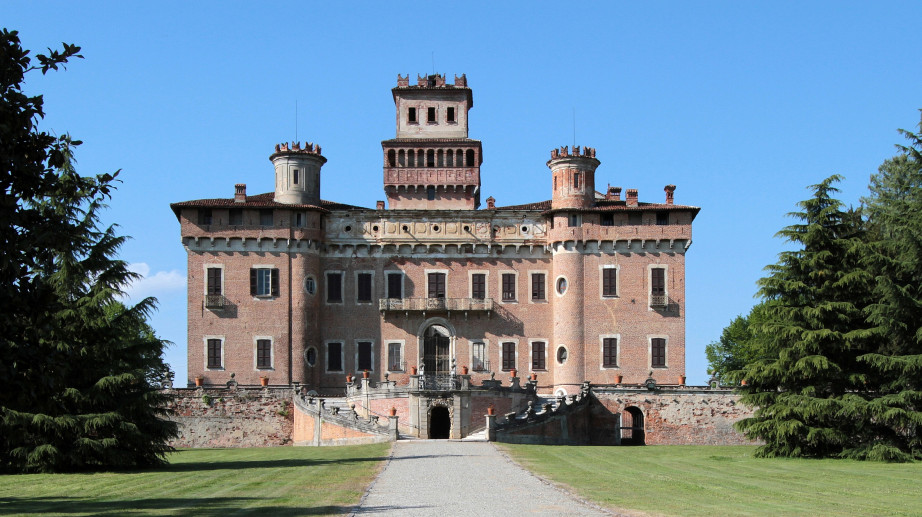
[171,73,698,400]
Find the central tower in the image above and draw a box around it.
[382,74,482,209]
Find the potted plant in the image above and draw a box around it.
[411,365,418,375]
[260,376,269,387]
[679,374,686,385]
[615,374,623,384]
[461,365,469,375]
[388,407,397,417]
[362,370,370,379]
[195,376,204,387]
[510,368,518,378]
[530,372,537,381]
[346,374,353,383]
[487,405,495,416]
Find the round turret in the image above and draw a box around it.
[270,142,327,205]
[548,146,600,210]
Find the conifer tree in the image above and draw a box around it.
[0,29,177,472]
[735,176,875,458]
[855,115,922,461]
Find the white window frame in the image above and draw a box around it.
[354,270,375,305]
[498,270,518,304]
[500,339,519,371]
[304,275,316,296]
[648,335,669,369]
[204,335,225,371]
[647,264,669,309]
[600,264,620,299]
[529,338,549,372]
[252,263,275,298]
[254,335,274,371]
[325,270,344,305]
[424,268,449,298]
[528,270,548,304]
[470,339,489,372]
[556,344,569,365]
[325,340,345,373]
[355,339,375,372]
[468,270,489,300]
[202,263,225,296]
[555,275,569,297]
[386,340,405,373]
[599,334,621,370]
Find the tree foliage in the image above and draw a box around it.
[0,29,176,473]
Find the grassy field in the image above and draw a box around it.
[500,444,922,516]
[0,444,390,516]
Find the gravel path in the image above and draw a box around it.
[352,440,610,516]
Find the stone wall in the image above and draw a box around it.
[166,387,293,448]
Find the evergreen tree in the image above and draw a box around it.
[0,29,177,473]
[735,175,876,459]
[855,115,922,461]
[705,304,773,384]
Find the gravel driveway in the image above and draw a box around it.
[352,440,610,516]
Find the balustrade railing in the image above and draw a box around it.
[378,297,494,312]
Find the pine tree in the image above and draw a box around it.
[0,29,177,472]
[855,115,922,461]
[735,175,876,459]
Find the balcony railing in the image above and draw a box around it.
[650,294,668,308]
[378,297,494,312]
[471,359,491,373]
[204,294,226,309]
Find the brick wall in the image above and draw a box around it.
[166,388,292,448]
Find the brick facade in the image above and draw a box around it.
[171,74,699,401]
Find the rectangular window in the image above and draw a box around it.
[388,343,402,371]
[656,211,669,225]
[387,273,402,299]
[472,342,486,371]
[257,339,272,369]
[502,342,516,371]
[327,342,343,372]
[357,341,373,371]
[207,338,222,369]
[531,273,545,301]
[471,274,486,300]
[652,338,666,367]
[447,106,455,122]
[327,272,343,303]
[198,208,213,225]
[601,213,614,226]
[250,268,279,297]
[427,186,436,200]
[603,338,618,368]
[295,213,303,227]
[602,268,617,297]
[260,209,273,226]
[532,341,546,370]
[229,208,243,225]
[428,272,446,299]
[573,173,581,189]
[408,107,417,123]
[357,273,372,302]
[293,169,299,185]
[206,267,222,295]
[502,273,516,302]
[427,106,436,123]
[628,212,642,225]
[569,213,581,227]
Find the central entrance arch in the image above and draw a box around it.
[428,406,451,439]
[621,406,646,445]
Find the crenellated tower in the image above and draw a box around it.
[382,73,482,209]
[549,145,599,210]
[271,141,327,205]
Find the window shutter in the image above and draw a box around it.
[250,269,257,295]
[271,269,280,296]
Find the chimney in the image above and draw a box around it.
[626,189,638,207]
[486,196,496,210]
[234,183,247,203]
[664,184,676,205]
[609,186,622,201]
[376,200,385,210]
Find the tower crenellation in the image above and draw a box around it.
[548,145,600,210]
[271,141,327,205]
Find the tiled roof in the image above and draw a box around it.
[170,193,367,218]
[493,199,700,215]
[494,200,552,211]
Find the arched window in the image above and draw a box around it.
[427,149,435,168]
[387,149,396,167]
[466,149,475,167]
[398,149,405,167]
[446,149,454,167]
[408,150,415,167]
[437,149,443,167]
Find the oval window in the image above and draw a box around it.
[556,277,568,295]
[304,276,316,295]
[305,347,317,367]
[556,346,568,364]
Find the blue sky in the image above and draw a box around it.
[6,1,921,385]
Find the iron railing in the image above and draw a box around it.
[419,374,460,391]
[471,359,491,372]
[378,297,494,312]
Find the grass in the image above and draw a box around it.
[499,444,922,516]
[0,444,390,516]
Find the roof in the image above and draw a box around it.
[170,192,367,220]
[493,198,700,216]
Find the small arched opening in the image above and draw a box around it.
[621,406,645,446]
[428,406,451,439]
[387,149,396,167]
[465,149,475,167]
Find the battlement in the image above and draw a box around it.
[396,73,469,88]
[550,145,596,160]
[273,141,323,156]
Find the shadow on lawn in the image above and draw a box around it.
[0,496,355,516]
[160,455,388,472]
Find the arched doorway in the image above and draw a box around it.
[428,406,451,439]
[423,325,451,375]
[622,406,645,445]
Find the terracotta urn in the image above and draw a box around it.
[194,376,203,387]
[389,407,397,417]
[530,372,537,381]
[362,370,370,379]
[615,374,623,384]
[510,368,518,378]
[346,374,353,383]
[461,365,469,375]
[679,374,686,386]
[260,376,269,387]
[487,405,495,416]
[411,365,418,375]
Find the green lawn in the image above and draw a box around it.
[0,444,390,516]
[500,444,922,517]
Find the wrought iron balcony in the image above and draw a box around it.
[378,297,494,312]
[204,294,227,309]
